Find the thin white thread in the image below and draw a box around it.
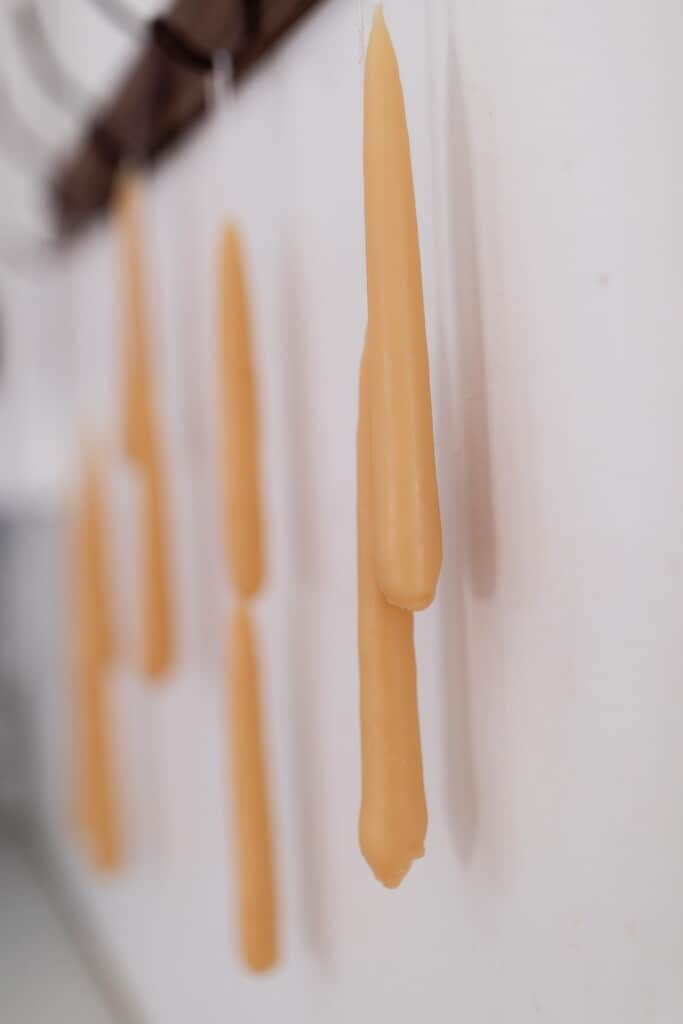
[214,52,235,109]
[358,0,375,65]
[207,51,235,212]
[358,0,365,64]
[424,0,443,276]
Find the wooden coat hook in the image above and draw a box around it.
[150,18,216,74]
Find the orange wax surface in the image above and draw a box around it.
[73,455,122,872]
[114,172,174,680]
[226,604,278,972]
[364,6,442,611]
[218,224,265,599]
[357,345,427,888]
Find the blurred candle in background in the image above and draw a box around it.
[139,452,174,679]
[226,604,278,972]
[114,173,174,681]
[217,222,278,971]
[217,224,265,599]
[68,484,90,839]
[71,452,122,873]
[115,173,152,464]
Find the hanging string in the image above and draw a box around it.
[207,51,235,116]
[357,0,372,66]
[423,0,445,294]
[358,0,365,64]
[206,50,235,205]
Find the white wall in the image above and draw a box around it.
[3,0,683,1021]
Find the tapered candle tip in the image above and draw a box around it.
[223,221,240,255]
[372,4,386,33]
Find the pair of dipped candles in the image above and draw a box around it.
[358,7,442,888]
[218,225,278,973]
[116,171,276,969]
[67,174,172,872]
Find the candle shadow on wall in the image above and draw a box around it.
[284,600,331,966]
[173,209,223,678]
[277,247,331,964]
[278,249,318,587]
[445,41,498,602]
[435,38,499,863]
[434,349,478,865]
[113,472,167,867]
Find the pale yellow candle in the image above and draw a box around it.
[226,604,278,972]
[364,6,442,611]
[357,343,427,887]
[218,224,265,599]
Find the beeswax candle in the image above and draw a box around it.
[140,452,174,679]
[364,6,442,611]
[218,225,265,598]
[357,345,427,888]
[80,456,122,872]
[114,172,174,680]
[227,604,278,972]
[115,172,151,463]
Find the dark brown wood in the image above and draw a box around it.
[53,0,325,235]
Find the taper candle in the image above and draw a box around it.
[364,6,442,611]
[114,172,174,680]
[357,343,427,888]
[80,455,122,872]
[218,224,265,599]
[140,452,174,679]
[115,172,152,463]
[226,604,278,972]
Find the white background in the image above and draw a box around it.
[2,0,683,1021]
